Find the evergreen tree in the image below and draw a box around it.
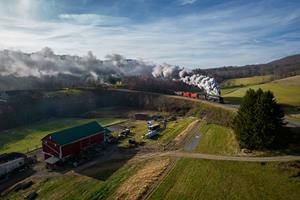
[233,88,284,149]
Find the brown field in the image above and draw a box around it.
[110,158,170,200]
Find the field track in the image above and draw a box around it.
[163,151,300,162]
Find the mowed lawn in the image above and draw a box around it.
[222,75,300,106]
[195,121,240,155]
[0,117,127,154]
[4,159,137,200]
[150,158,300,200]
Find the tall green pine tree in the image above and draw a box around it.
[233,88,284,149]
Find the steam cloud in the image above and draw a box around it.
[152,65,221,96]
[0,47,220,95]
[0,47,153,82]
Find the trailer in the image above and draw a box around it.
[148,124,160,131]
[0,153,27,178]
[145,130,158,139]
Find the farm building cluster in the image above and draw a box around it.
[0,112,170,189]
[41,114,168,166]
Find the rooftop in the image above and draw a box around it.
[45,121,110,145]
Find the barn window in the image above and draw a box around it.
[44,141,47,144]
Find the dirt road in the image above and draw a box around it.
[162,151,300,162]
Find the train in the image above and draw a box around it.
[174,91,224,103]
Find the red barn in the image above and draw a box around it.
[41,121,110,162]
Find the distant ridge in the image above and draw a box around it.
[200,54,300,82]
[268,54,300,65]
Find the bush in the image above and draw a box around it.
[233,88,284,149]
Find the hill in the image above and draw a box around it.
[221,75,274,88]
[199,54,300,82]
[150,159,300,200]
[269,54,300,65]
[222,75,300,107]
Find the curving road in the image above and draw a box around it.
[110,89,300,162]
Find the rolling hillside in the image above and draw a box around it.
[222,75,300,107]
[221,75,273,88]
[149,159,300,200]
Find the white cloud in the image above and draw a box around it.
[0,1,299,68]
[58,14,129,26]
[179,0,197,6]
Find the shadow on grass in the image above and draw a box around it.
[73,147,138,181]
[0,168,36,194]
[283,127,300,155]
[223,97,243,104]
[281,104,300,115]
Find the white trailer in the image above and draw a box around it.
[0,153,26,178]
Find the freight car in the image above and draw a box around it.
[174,91,224,103]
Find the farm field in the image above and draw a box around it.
[195,121,240,155]
[0,117,127,154]
[45,88,83,97]
[3,156,171,200]
[117,117,196,147]
[221,75,300,106]
[221,75,273,88]
[149,158,300,200]
[287,114,300,122]
[3,158,137,200]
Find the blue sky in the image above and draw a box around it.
[0,0,300,68]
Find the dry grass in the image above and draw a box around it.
[172,119,199,147]
[111,158,170,200]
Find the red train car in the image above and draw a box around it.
[190,92,199,98]
[174,91,223,103]
[182,91,190,97]
[42,121,110,162]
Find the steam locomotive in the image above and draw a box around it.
[174,91,224,103]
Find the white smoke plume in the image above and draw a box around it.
[152,65,220,96]
[0,47,154,82]
[0,47,220,95]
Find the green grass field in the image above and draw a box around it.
[287,114,300,122]
[150,158,300,200]
[130,118,195,144]
[45,88,83,97]
[116,117,195,148]
[222,75,300,106]
[159,117,196,143]
[221,75,273,88]
[0,117,127,154]
[3,159,137,200]
[195,121,240,155]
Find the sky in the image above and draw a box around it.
[0,0,300,68]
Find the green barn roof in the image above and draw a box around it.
[49,121,110,145]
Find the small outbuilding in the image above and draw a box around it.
[42,121,110,162]
[0,152,27,178]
